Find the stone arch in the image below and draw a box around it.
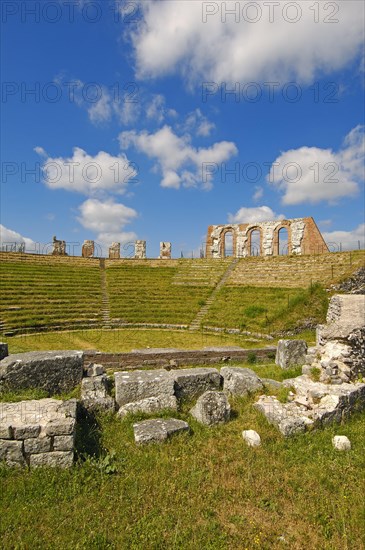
[273,222,292,255]
[247,227,262,256]
[219,226,238,258]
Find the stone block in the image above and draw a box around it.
[332,435,351,451]
[0,350,83,394]
[190,391,231,426]
[242,430,261,447]
[45,418,75,437]
[53,435,74,451]
[171,368,222,400]
[81,375,115,412]
[221,367,263,396]
[0,439,25,467]
[85,364,105,377]
[0,425,12,439]
[24,436,52,454]
[261,378,282,391]
[117,396,177,418]
[275,340,308,369]
[133,418,189,444]
[114,369,175,408]
[30,451,74,468]
[13,424,41,440]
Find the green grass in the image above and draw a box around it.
[106,264,214,324]
[1,396,364,549]
[203,284,328,334]
[0,261,103,331]
[3,328,276,354]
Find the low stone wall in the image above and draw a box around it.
[0,398,77,468]
[83,346,276,370]
[0,350,84,394]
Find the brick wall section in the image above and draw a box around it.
[83,347,277,370]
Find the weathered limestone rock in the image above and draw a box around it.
[114,369,175,408]
[0,440,25,467]
[171,367,222,400]
[108,242,120,259]
[133,418,189,444]
[51,235,67,256]
[0,350,83,394]
[314,295,365,382]
[0,398,77,468]
[221,367,263,396]
[81,375,115,412]
[255,375,365,436]
[242,430,261,447]
[332,435,351,451]
[85,364,105,377]
[275,340,308,369]
[82,240,94,258]
[261,378,283,391]
[30,451,74,468]
[190,391,231,426]
[159,242,171,259]
[0,343,9,361]
[134,240,146,259]
[117,396,177,418]
[254,395,313,436]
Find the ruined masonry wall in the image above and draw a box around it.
[206,217,328,258]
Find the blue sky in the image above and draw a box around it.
[1,0,364,257]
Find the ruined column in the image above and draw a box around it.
[51,236,67,256]
[159,242,171,259]
[82,240,94,258]
[108,242,120,259]
[134,240,146,259]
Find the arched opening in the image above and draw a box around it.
[278,227,289,255]
[250,229,261,256]
[224,231,233,257]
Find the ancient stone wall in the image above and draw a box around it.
[51,236,67,256]
[134,240,146,259]
[159,242,172,259]
[82,240,94,258]
[108,242,120,259]
[206,217,328,258]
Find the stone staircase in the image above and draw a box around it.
[99,259,111,329]
[189,259,240,331]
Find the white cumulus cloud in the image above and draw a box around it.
[0,225,35,250]
[322,223,365,251]
[129,1,364,85]
[267,125,364,204]
[119,125,237,189]
[228,206,285,224]
[36,146,138,195]
[77,198,138,252]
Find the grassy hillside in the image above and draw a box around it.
[0,251,363,336]
[0,257,102,333]
[202,284,329,334]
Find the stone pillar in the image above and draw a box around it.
[51,236,67,256]
[134,240,146,259]
[108,242,120,259]
[159,242,171,259]
[82,240,94,258]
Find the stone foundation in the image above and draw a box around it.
[0,398,77,468]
